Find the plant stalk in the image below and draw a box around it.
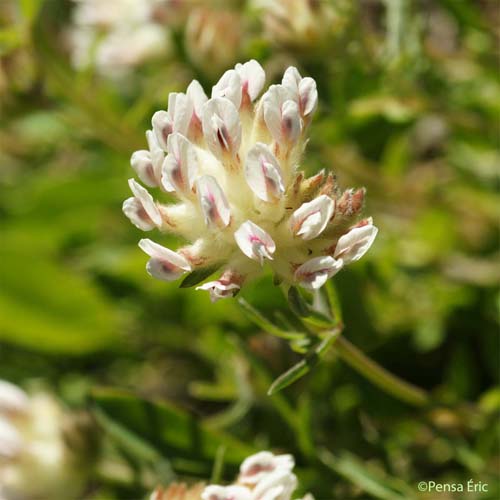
[335,336,430,407]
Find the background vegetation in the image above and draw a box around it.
[0,0,498,498]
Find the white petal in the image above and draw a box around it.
[235,59,265,101]
[282,67,318,117]
[187,79,208,118]
[290,195,335,240]
[196,280,240,303]
[282,66,302,91]
[128,178,162,226]
[195,175,231,228]
[202,485,252,500]
[146,130,165,170]
[298,77,318,116]
[281,100,301,143]
[252,469,298,500]
[161,133,198,194]
[168,92,193,136]
[239,451,294,485]
[234,221,276,265]
[295,256,343,290]
[334,222,378,265]
[0,380,29,415]
[138,238,191,282]
[202,97,241,159]
[245,143,285,202]
[123,197,155,231]
[0,417,23,458]
[211,69,242,109]
[130,150,158,187]
[151,110,172,151]
[263,85,301,145]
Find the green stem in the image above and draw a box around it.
[335,336,430,407]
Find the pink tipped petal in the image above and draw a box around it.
[202,98,242,159]
[211,69,242,109]
[235,59,265,102]
[290,195,335,240]
[334,222,378,265]
[128,178,162,227]
[298,77,318,116]
[130,150,158,187]
[196,175,231,228]
[263,85,301,145]
[196,280,240,303]
[161,133,198,194]
[123,198,155,231]
[202,485,252,500]
[239,451,294,485]
[0,380,29,415]
[187,79,208,118]
[282,67,318,117]
[234,221,276,265]
[245,143,285,202]
[295,256,343,290]
[138,239,191,282]
[281,100,301,143]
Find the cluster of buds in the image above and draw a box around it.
[151,451,313,500]
[0,380,91,499]
[69,0,170,76]
[123,60,377,302]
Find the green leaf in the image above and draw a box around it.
[238,298,304,340]
[0,249,121,354]
[180,265,221,288]
[90,387,255,473]
[268,328,341,395]
[320,450,412,500]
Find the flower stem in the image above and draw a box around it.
[335,336,430,407]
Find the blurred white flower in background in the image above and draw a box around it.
[123,60,377,302]
[184,7,243,76]
[252,0,338,50]
[69,0,171,77]
[0,380,93,500]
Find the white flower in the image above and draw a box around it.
[153,450,314,500]
[69,0,170,77]
[254,0,337,50]
[0,381,89,499]
[252,469,298,500]
[333,218,378,265]
[290,195,335,241]
[138,239,192,282]
[124,61,377,300]
[294,256,343,290]
[202,485,252,500]
[239,451,294,485]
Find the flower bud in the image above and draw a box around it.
[234,221,276,265]
[139,238,192,281]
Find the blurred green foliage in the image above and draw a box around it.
[0,0,498,498]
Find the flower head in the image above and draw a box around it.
[0,380,92,500]
[69,0,170,77]
[124,60,377,300]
